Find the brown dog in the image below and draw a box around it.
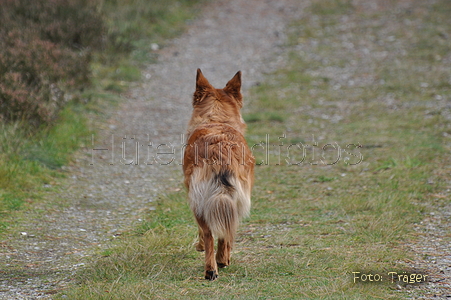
[183,69,255,280]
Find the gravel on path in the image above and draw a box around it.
[0,0,449,299]
[0,0,301,298]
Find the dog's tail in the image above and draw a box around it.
[189,168,250,240]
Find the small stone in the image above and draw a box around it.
[150,43,159,51]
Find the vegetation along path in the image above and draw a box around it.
[1,0,301,298]
[1,0,450,299]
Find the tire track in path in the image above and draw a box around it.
[0,0,301,298]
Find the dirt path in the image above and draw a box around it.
[1,0,449,299]
[0,0,301,298]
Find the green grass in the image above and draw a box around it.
[0,0,205,234]
[0,104,89,213]
[100,0,203,55]
[58,0,450,298]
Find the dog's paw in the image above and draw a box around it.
[217,259,230,268]
[195,242,205,252]
[205,270,218,281]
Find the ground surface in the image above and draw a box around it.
[0,0,449,299]
[0,0,302,298]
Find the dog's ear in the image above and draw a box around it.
[194,68,213,103]
[224,71,242,102]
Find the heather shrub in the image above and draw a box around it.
[0,0,104,126]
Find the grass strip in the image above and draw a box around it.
[58,0,450,298]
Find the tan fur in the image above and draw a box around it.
[183,69,255,280]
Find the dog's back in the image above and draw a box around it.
[183,69,254,280]
[184,123,253,239]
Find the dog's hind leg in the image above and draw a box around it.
[196,217,218,280]
[195,226,205,251]
[216,238,231,268]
